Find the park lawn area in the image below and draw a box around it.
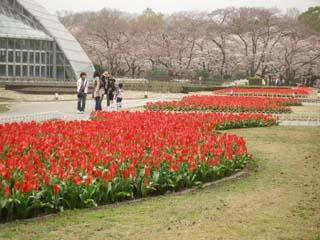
[0,97,12,113]
[292,105,320,114]
[0,105,9,113]
[0,126,319,240]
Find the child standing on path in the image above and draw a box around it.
[114,83,124,110]
[107,78,116,110]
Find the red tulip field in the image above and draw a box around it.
[213,87,311,97]
[1,0,319,236]
[0,111,278,220]
[145,95,301,113]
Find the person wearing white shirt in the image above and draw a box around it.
[77,72,89,113]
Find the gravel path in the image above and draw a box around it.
[0,98,168,123]
[1,94,319,126]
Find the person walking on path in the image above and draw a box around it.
[77,72,89,113]
[92,71,104,111]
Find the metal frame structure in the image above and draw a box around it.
[0,0,94,81]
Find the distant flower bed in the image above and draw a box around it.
[214,87,311,97]
[145,96,301,113]
[92,111,277,129]
[0,110,277,221]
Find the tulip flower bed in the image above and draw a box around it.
[145,95,301,113]
[92,111,277,129]
[214,87,311,97]
[0,111,276,221]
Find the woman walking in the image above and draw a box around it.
[92,71,104,111]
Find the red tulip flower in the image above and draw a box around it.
[53,184,59,195]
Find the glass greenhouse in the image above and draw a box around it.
[0,0,94,82]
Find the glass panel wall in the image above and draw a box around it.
[0,0,85,81]
[0,50,6,62]
[0,37,76,81]
[0,65,6,76]
[56,45,75,81]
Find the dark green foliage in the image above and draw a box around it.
[192,70,210,80]
[94,64,105,74]
[146,68,172,81]
[299,7,320,32]
[248,77,262,86]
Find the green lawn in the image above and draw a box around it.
[0,126,319,240]
[0,97,11,113]
[0,105,9,113]
[0,97,13,102]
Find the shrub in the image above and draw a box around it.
[146,68,171,81]
[192,70,210,80]
[248,77,263,85]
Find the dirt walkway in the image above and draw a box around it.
[0,88,186,102]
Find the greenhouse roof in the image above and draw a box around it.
[0,14,52,40]
[17,0,94,78]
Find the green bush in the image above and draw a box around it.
[192,70,210,80]
[94,64,105,74]
[146,68,171,81]
[248,77,262,85]
[181,85,223,93]
[120,81,183,93]
[232,72,248,80]
[121,82,223,93]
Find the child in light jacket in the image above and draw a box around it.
[114,83,124,110]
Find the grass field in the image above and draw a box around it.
[0,126,319,240]
[0,105,8,113]
[0,97,11,113]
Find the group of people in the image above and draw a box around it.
[76,71,124,113]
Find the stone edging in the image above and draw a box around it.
[173,168,249,195]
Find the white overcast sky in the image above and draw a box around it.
[36,0,319,14]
